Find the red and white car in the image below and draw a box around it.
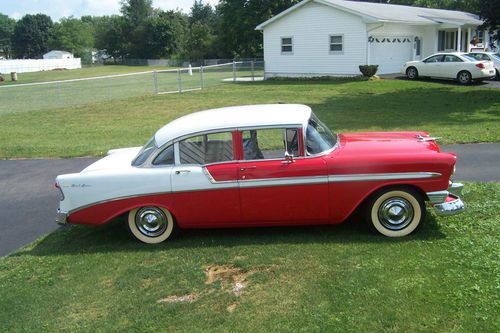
[55,104,465,243]
[402,52,496,84]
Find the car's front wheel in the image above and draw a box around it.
[406,67,418,80]
[366,187,425,237]
[457,70,472,85]
[127,206,177,243]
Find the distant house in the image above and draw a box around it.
[256,0,492,76]
[43,50,74,60]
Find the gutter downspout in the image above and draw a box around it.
[366,23,385,65]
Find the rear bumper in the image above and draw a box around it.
[427,182,466,216]
[55,210,68,225]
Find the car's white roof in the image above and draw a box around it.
[154,104,312,147]
[256,0,483,29]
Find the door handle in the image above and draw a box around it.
[240,166,256,171]
[175,170,191,175]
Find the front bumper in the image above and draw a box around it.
[427,182,466,216]
[55,210,68,225]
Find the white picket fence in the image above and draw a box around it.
[0,58,82,74]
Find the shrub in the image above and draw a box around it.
[359,65,379,77]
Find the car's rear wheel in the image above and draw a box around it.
[366,187,425,237]
[406,67,418,80]
[457,70,472,85]
[127,206,177,243]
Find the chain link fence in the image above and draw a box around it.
[0,61,264,115]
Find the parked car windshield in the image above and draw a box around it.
[132,136,157,166]
[306,114,337,155]
[491,53,500,61]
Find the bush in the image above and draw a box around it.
[359,65,379,77]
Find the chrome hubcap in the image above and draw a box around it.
[408,69,416,78]
[135,207,167,237]
[459,73,469,83]
[378,197,414,230]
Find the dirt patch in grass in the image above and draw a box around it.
[156,294,198,304]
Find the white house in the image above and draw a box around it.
[256,0,491,76]
[43,50,74,60]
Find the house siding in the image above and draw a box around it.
[263,2,367,77]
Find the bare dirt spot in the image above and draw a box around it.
[227,301,240,313]
[156,294,198,304]
[204,265,249,296]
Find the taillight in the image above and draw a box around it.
[475,63,485,69]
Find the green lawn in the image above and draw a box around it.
[0,182,498,332]
[0,79,498,158]
[0,65,173,86]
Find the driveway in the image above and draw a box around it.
[380,74,500,88]
[1,144,498,256]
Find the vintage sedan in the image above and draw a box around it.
[55,104,465,243]
[402,52,496,84]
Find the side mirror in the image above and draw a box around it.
[283,151,294,164]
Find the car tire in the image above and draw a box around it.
[496,69,500,81]
[127,206,177,244]
[366,187,425,237]
[457,70,472,85]
[406,67,418,80]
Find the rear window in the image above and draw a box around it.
[132,137,157,166]
[462,54,477,62]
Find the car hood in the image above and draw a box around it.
[81,147,142,173]
[337,132,441,156]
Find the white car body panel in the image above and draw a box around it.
[57,149,173,213]
[401,52,496,81]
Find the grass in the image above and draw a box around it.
[0,65,175,86]
[0,78,498,158]
[0,182,498,332]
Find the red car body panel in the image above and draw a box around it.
[67,130,457,228]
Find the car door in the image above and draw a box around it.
[441,54,464,79]
[238,127,329,225]
[420,54,444,77]
[170,131,240,227]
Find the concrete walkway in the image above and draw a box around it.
[0,143,498,256]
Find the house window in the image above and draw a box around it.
[329,35,343,53]
[438,30,456,51]
[281,37,293,54]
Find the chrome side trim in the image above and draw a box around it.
[239,175,328,188]
[329,172,441,182]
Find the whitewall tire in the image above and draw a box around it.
[127,206,176,244]
[366,188,425,237]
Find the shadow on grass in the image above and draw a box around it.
[12,212,445,257]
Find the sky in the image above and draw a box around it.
[0,0,220,20]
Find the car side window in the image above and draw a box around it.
[153,145,174,165]
[424,55,443,63]
[443,55,462,62]
[179,132,233,165]
[242,128,299,160]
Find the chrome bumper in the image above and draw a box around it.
[427,182,466,216]
[55,210,68,225]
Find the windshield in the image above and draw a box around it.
[491,53,500,61]
[131,136,157,166]
[306,114,337,155]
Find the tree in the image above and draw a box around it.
[477,0,500,41]
[0,13,15,58]
[120,0,154,57]
[49,17,94,58]
[182,1,217,60]
[94,15,128,61]
[216,0,301,58]
[145,10,188,58]
[11,14,53,58]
